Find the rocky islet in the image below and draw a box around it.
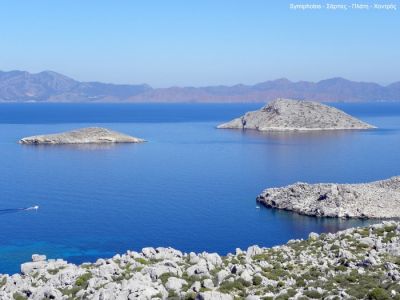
[218,98,375,131]
[256,176,400,219]
[19,127,145,145]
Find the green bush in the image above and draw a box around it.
[159,272,173,285]
[383,232,396,243]
[253,275,262,286]
[394,257,400,266]
[367,288,391,300]
[132,266,144,272]
[48,268,60,275]
[75,272,92,288]
[304,290,322,299]
[335,265,347,272]
[357,228,370,237]
[296,277,306,287]
[288,290,297,297]
[218,278,250,293]
[168,289,178,298]
[59,286,82,297]
[277,281,285,288]
[279,289,296,298]
[275,293,290,300]
[384,225,397,232]
[330,244,340,251]
[0,277,6,288]
[347,286,369,299]
[252,253,268,261]
[13,293,27,300]
[134,257,149,265]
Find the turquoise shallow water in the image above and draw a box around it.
[0,103,399,274]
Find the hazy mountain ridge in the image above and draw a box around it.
[0,70,399,102]
[0,71,151,102]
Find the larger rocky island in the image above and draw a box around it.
[1,222,400,299]
[19,127,145,145]
[218,99,375,131]
[256,176,400,218]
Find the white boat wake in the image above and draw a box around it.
[0,205,39,214]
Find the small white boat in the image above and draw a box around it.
[25,205,39,211]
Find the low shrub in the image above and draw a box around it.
[367,288,391,300]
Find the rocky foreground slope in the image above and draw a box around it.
[257,176,400,219]
[217,99,375,131]
[19,127,145,144]
[1,222,400,299]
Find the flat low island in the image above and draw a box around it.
[19,127,145,145]
[218,98,375,131]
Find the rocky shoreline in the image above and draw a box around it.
[256,176,400,219]
[1,221,400,299]
[217,99,375,131]
[19,127,145,145]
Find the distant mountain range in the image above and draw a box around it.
[0,70,399,103]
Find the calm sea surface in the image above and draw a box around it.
[0,103,399,274]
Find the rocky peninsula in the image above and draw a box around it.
[1,222,400,299]
[19,127,145,144]
[218,98,375,131]
[256,176,400,219]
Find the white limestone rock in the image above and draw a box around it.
[165,277,187,291]
[202,278,214,289]
[246,245,263,258]
[197,291,234,300]
[31,254,46,262]
[190,281,201,292]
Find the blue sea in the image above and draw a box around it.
[1,102,399,274]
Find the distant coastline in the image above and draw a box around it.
[1,70,399,103]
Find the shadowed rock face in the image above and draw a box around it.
[218,98,375,131]
[257,176,400,218]
[19,127,145,144]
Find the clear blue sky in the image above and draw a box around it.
[1,0,399,87]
